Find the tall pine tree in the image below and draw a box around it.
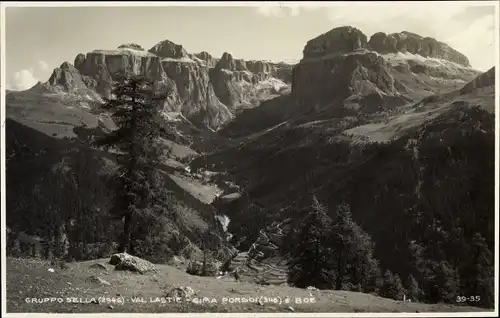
[288,196,333,289]
[329,203,381,292]
[95,73,171,254]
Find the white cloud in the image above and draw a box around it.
[7,60,52,91]
[256,5,300,18]
[255,2,325,17]
[9,69,40,91]
[38,60,49,71]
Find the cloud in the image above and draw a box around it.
[256,5,300,18]
[38,60,49,71]
[9,69,39,91]
[7,60,51,91]
[255,3,327,18]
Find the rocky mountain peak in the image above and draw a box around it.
[74,53,86,70]
[234,59,248,71]
[303,26,368,60]
[368,31,471,66]
[302,26,471,68]
[34,34,293,131]
[194,51,219,68]
[246,60,274,75]
[196,51,213,61]
[47,62,87,92]
[216,52,237,70]
[148,39,188,58]
[293,25,480,115]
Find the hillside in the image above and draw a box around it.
[190,29,496,308]
[5,24,496,314]
[6,257,485,313]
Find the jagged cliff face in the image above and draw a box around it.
[41,41,293,130]
[293,51,406,112]
[368,31,470,66]
[292,26,481,114]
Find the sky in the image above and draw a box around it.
[3,2,498,91]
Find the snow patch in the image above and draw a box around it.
[427,76,466,83]
[379,52,474,70]
[92,48,156,57]
[256,77,289,92]
[279,58,300,65]
[161,57,196,64]
[161,111,184,122]
[190,56,207,66]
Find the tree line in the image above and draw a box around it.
[287,195,494,308]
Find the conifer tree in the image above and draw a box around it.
[95,73,171,254]
[329,203,380,292]
[380,270,405,300]
[288,196,333,289]
[460,233,494,308]
[406,274,420,301]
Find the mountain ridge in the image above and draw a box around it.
[5,24,496,311]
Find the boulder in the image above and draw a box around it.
[166,286,195,299]
[89,263,109,271]
[109,253,156,274]
[186,260,219,277]
[87,275,111,286]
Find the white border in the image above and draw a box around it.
[0,1,499,317]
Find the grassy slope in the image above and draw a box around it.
[6,257,486,314]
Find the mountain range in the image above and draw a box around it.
[5,25,496,309]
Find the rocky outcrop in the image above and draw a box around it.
[41,39,293,129]
[110,253,156,274]
[271,62,294,83]
[153,40,233,128]
[293,51,403,111]
[303,26,368,60]
[368,31,470,67]
[47,62,93,94]
[292,26,479,113]
[74,47,170,99]
[148,39,188,59]
[302,26,470,67]
[87,275,111,286]
[194,51,219,68]
[166,286,195,299]
[209,52,259,109]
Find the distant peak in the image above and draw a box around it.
[304,26,368,59]
[221,52,234,60]
[118,43,145,51]
[60,61,74,70]
[148,39,188,58]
